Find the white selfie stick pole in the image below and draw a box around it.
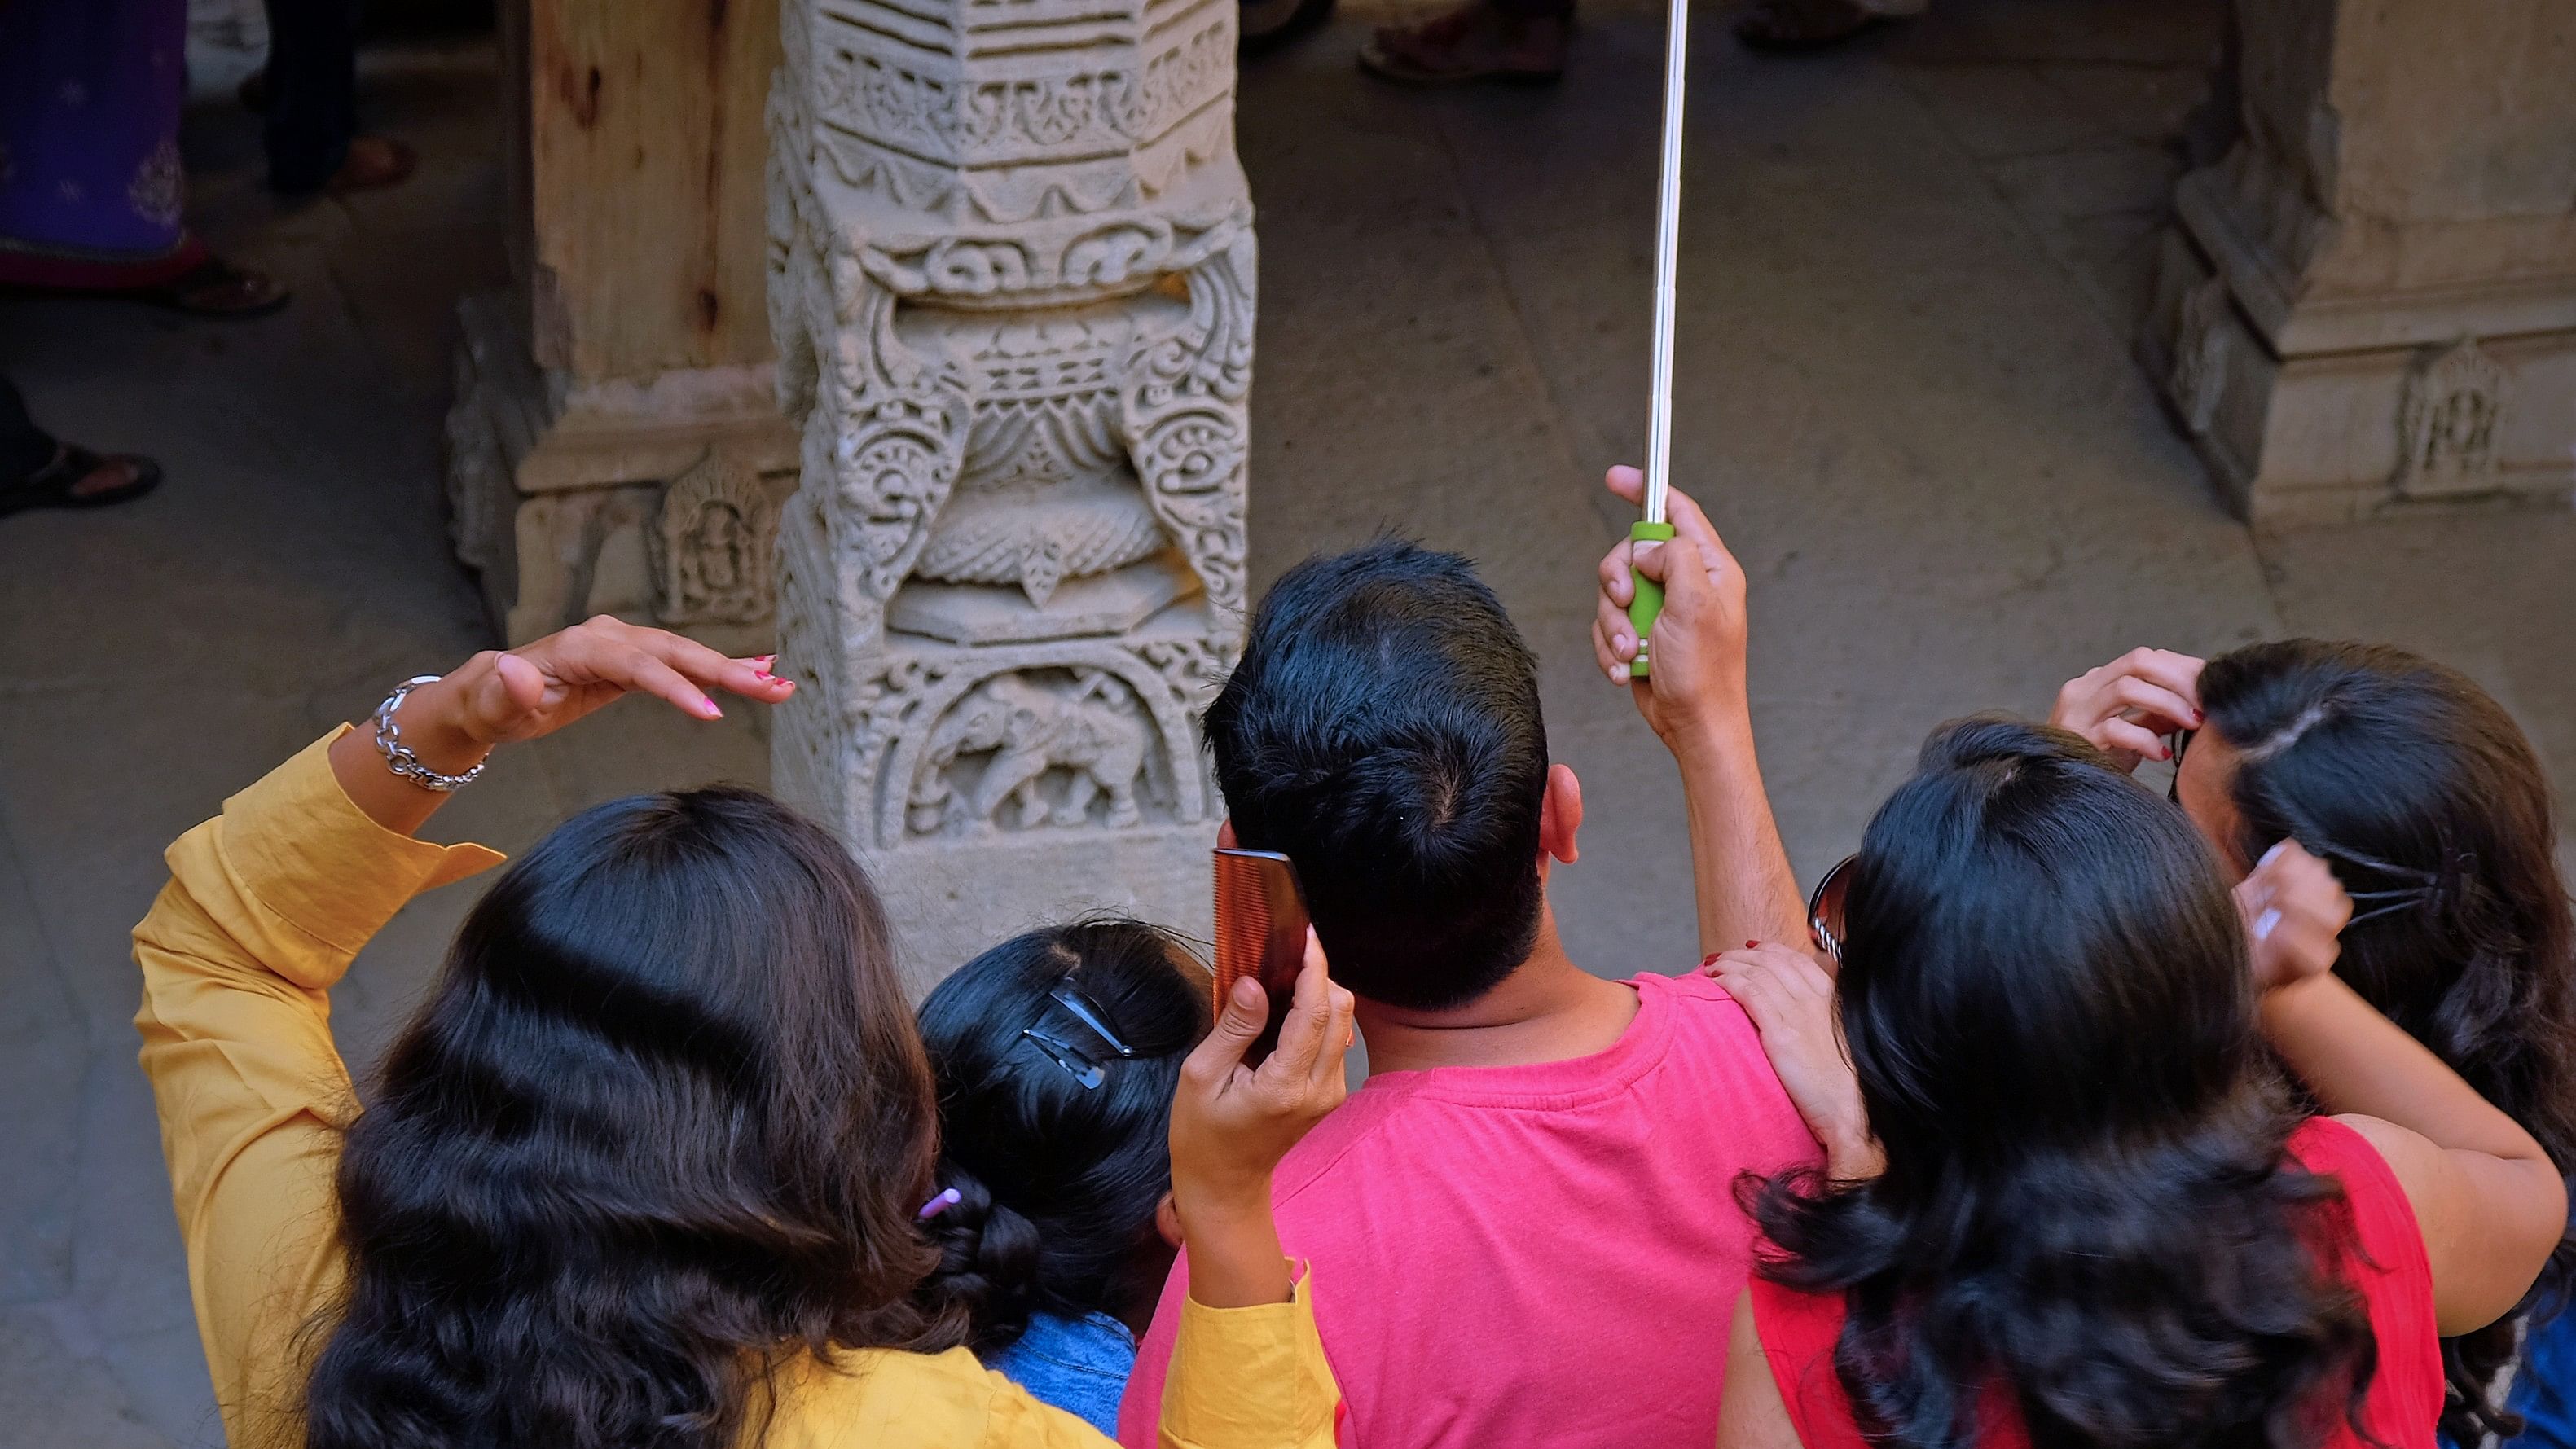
[1625,0,1688,676]
[1642,0,1688,528]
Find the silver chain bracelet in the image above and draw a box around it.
[373,675,485,793]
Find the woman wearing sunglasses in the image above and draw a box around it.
[1713,719,2561,1449]
[2053,640,2576,1447]
[132,617,1354,1449]
[915,921,1215,1434]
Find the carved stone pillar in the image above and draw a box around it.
[446,0,798,650]
[2139,1,2576,523]
[767,0,1251,987]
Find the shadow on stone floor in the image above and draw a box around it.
[2,0,2570,1439]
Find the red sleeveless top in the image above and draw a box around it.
[1750,1117,2446,1449]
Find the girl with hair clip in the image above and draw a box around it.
[915,921,1214,1433]
[1702,720,2564,1449]
[2054,640,2576,1447]
[130,617,1355,1449]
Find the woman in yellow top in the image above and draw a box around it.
[132,617,1356,1449]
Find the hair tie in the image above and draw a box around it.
[917,1188,963,1222]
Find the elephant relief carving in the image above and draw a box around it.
[908,670,1163,834]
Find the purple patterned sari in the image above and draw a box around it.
[0,0,200,288]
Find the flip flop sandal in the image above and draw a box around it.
[0,446,164,519]
[1735,0,1884,52]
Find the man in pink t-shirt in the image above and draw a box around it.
[1119,517,1823,1449]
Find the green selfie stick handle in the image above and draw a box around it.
[1627,520,1677,678]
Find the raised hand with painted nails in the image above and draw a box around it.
[1169,929,1357,1313]
[324,614,793,836]
[2236,839,2354,995]
[2049,646,2206,771]
[1590,465,1805,956]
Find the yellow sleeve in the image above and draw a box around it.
[130,727,502,1449]
[1158,1271,1343,1449]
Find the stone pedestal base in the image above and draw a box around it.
[446,293,802,648]
[2135,1,2576,525]
[2141,222,2576,526]
[769,586,1231,988]
[861,824,1212,999]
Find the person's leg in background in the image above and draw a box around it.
[259,0,411,195]
[0,374,164,516]
[0,0,286,314]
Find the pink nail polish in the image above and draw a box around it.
[701,696,723,718]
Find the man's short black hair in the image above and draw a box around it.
[1205,540,1549,1012]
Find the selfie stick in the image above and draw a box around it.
[1626,0,1688,679]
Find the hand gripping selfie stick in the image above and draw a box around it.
[1626,0,1689,679]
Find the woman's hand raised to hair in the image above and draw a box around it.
[2049,648,2205,771]
[1706,943,1881,1181]
[327,616,794,835]
[1167,930,1356,1310]
[2237,840,2353,995]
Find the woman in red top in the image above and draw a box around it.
[1704,720,2565,1449]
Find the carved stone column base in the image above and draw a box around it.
[2140,225,2576,526]
[770,582,1232,987]
[868,826,1211,999]
[446,292,802,648]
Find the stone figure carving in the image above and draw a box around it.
[907,670,1159,834]
[652,447,784,626]
[2397,338,2511,496]
[768,0,1254,981]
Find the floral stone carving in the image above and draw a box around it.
[769,0,1252,986]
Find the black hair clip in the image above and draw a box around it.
[1020,980,1137,1091]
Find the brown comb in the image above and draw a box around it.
[1213,848,1309,1063]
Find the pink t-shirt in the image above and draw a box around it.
[1118,969,1821,1449]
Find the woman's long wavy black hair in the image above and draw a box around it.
[913,920,1211,1353]
[303,786,955,1449]
[2200,639,2576,1443]
[1751,719,2378,1449]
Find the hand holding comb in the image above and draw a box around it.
[1212,848,1311,1065]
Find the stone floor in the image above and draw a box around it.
[4,0,2572,1440]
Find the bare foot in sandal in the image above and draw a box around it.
[1736,0,1919,53]
[0,444,164,519]
[1361,1,1570,86]
[149,257,292,318]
